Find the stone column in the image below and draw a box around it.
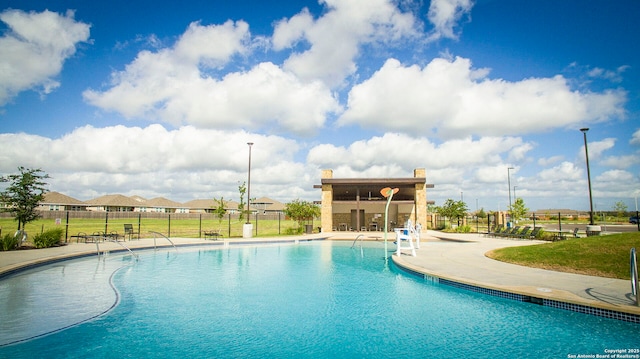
[321,169,333,232]
[414,168,427,230]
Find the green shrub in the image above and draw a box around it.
[32,228,64,249]
[0,233,20,251]
[456,225,472,233]
[284,227,304,235]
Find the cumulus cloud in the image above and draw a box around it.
[581,137,615,161]
[273,0,419,86]
[0,125,318,202]
[631,129,640,146]
[538,155,564,166]
[427,0,474,41]
[0,9,90,105]
[600,154,640,169]
[83,21,341,136]
[307,133,530,175]
[338,57,627,138]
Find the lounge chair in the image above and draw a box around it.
[511,226,531,239]
[487,225,504,237]
[527,227,542,239]
[498,226,520,238]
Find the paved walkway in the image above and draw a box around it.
[392,230,640,316]
[1,231,639,317]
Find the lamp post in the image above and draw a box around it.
[580,128,594,225]
[507,167,514,226]
[243,142,254,238]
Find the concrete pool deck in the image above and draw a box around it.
[1,230,639,319]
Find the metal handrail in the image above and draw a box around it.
[351,234,364,248]
[96,237,140,261]
[149,231,178,251]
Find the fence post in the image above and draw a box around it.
[558,212,562,232]
[168,214,171,238]
[65,211,69,242]
[104,212,109,234]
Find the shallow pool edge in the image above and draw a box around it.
[392,254,640,324]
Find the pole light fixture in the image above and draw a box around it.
[580,128,594,225]
[246,142,254,225]
[507,167,514,225]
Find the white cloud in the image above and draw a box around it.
[0,9,90,105]
[426,0,474,41]
[631,129,640,146]
[307,133,529,175]
[83,21,341,136]
[0,125,318,202]
[581,137,615,161]
[600,154,640,169]
[338,57,627,138]
[538,155,564,166]
[273,0,419,87]
[592,169,636,198]
[587,65,629,83]
[537,161,583,182]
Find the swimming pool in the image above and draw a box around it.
[0,240,638,358]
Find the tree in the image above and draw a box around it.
[510,198,529,222]
[284,199,320,228]
[613,201,628,219]
[0,167,50,230]
[212,197,226,222]
[436,199,468,227]
[477,207,486,219]
[237,182,246,221]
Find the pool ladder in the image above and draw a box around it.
[149,231,178,252]
[631,248,639,306]
[96,237,140,261]
[351,234,365,248]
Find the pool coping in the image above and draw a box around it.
[3,233,640,324]
[392,254,640,324]
[0,236,328,279]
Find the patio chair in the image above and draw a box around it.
[124,224,139,240]
[204,229,222,240]
[572,228,582,238]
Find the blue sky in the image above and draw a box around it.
[0,0,639,213]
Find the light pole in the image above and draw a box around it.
[507,167,514,226]
[580,128,594,225]
[243,142,254,238]
[246,142,253,224]
[513,186,517,201]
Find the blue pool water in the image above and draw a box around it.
[0,240,638,358]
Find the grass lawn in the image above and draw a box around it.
[486,232,640,280]
[0,217,302,241]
